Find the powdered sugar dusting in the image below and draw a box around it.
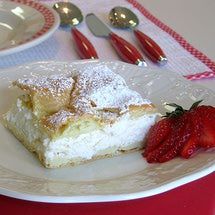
[15,65,152,129]
[70,65,151,114]
[44,110,74,129]
[15,74,73,95]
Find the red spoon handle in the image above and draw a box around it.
[109,32,147,66]
[71,28,98,59]
[134,29,167,65]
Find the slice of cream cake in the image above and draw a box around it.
[2,65,158,168]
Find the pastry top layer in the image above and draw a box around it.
[14,75,74,117]
[14,74,74,95]
[70,65,147,114]
[13,65,156,134]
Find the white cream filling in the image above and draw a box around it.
[44,114,157,161]
[5,99,47,143]
[5,99,157,163]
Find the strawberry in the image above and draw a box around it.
[144,102,187,159]
[143,100,215,163]
[195,106,215,148]
[143,118,174,157]
[146,113,191,163]
[180,108,202,158]
[180,137,199,159]
[146,134,174,163]
[159,114,194,162]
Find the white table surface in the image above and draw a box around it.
[141,0,215,92]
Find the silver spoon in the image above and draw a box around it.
[109,6,167,65]
[53,2,98,59]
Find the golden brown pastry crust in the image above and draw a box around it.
[13,75,74,117]
[13,70,157,135]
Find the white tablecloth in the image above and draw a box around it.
[0,0,214,81]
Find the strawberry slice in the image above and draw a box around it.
[180,109,202,158]
[180,136,199,159]
[159,115,193,162]
[196,106,215,148]
[143,118,174,157]
[146,113,191,163]
[144,102,186,160]
[158,148,177,163]
[146,134,176,163]
[200,125,215,148]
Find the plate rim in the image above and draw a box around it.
[0,0,60,56]
[0,162,214,203]
[0,60,214,203]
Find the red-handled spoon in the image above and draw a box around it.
[109,6,167,65]
[109,32,145,66]
[86,13,147,66]
[72,28,98,59]
[53,2,98,59]
[134,30,167,65]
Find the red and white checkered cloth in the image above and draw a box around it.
[1,0,214,81]
[127,0,215,80]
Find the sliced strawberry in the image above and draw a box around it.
[143,118,174,157]
[200,125,215,148]
[143,101,215,164]
[146,113,191,163]
[180,135,199,158]
[158,147,178,163]
[195,105,215,117]
[146,133,177,163]
[158,113,194,162]
[193,105,215,148]
[180,109,202,158]
[159,127,192,162]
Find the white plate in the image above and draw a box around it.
[0,0,60,56]
[0,60,214,203]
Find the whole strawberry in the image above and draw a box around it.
[143,101,215,163]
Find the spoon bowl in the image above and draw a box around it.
[109,6,167,65]
[53,2,98,59]
[109,6,139,29]
[53,2,83,26]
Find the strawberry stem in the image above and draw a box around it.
[165,103,184,110]
[163,100,203,118]
[189,100,203,110]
